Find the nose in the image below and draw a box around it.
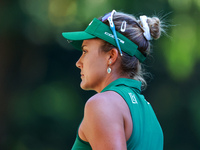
[76,56,82,69]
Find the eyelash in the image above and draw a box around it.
[82,50,87,54]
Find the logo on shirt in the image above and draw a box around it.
[128,93,138,104]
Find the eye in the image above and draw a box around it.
[82,50,87,54]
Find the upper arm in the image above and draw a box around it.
[82,92,127,150]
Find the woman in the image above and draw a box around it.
[62,10,164,150]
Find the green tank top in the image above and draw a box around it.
[71,78,164,150]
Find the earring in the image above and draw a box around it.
[107,61,112,74]
[107,67,111,74]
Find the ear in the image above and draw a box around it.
[107,48,119,65]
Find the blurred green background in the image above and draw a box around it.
[0,0,200,149]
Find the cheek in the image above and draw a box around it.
[92,58,107,73]
[84,58,107,81]
[82,51,107,77]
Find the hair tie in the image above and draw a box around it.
[140,15,151,40]
[120,21,126,32]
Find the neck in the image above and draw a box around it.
[95,73,129,93]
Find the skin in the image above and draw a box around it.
[76,39,133,150]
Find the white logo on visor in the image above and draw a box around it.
[89,20,93,26]
[104,32,125,44]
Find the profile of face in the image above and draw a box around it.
[76,39,110,92]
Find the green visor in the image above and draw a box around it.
[62,18,146,62]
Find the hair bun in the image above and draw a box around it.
[147,17,161,40]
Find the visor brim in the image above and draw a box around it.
[62,31,96,51]
[62,31,95,41]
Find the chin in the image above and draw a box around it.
[80,81,93,91]
[80,81,88,90]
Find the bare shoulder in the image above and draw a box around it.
[87,91,124,105]
[85,91,124,115]
[82,91,127,149]
[83,91,128,128]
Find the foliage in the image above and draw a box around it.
[0,0,200,149]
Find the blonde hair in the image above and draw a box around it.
[99,11,164,90]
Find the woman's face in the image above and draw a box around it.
[76,39,109,92]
